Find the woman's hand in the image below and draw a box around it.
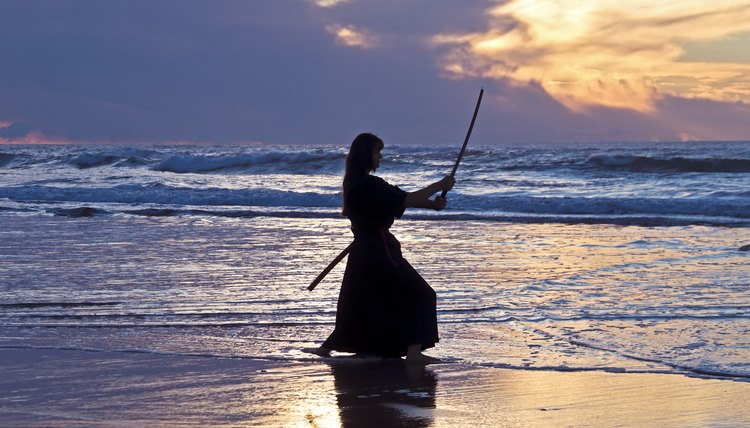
[405,176,456,210]
[437,176,456,192]
[433,196,447,211]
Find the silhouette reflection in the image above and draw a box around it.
[329,361,437,427]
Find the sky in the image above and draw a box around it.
[1,0,750,145]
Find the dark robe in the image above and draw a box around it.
[322,174,439,357]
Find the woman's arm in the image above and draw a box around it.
[404,176,455,210]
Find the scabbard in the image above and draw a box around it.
[308,243,352,291]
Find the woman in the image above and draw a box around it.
[316,132,455,364]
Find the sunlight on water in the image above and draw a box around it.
[470,368,750,427]
[258,365,342,427]
[1,214,748,378]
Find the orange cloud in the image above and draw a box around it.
[430,0,750,112]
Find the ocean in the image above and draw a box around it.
[1,141,749,380]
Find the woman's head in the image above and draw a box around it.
[342,132,384,216]
[346,132,383,175]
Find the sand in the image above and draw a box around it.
[1,348,748,427]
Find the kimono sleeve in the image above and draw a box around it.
[369,176,407,219]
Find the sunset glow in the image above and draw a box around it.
[431,0,750,112]
[0,131,75,145]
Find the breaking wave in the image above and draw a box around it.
[152,151,345,174]
[1,184,748,226]
[584,154,750,173]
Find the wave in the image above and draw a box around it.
[2,184,749,226]
[0,301,123,309]
[193,149,750,175]
[707,190,750,198]
[4,343,746,380]
[584,154,750,173]
[70,153,122,169]
[0,152,31,168]
[62,148,159,169]
[551,333,750,380]
[477,351,750,380]
[48,207,745,226]
[0,184,341,207]
[47,207,102,217]
[152,150,345,174]
[450,194,750,219]
[0,152,17,167]
[3,344,746,381]
[5,144,750,176]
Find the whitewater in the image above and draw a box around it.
[0,141,749,381]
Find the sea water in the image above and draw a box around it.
[0,142,748,380]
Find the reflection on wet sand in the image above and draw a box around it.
[330,361,437,428]
[3,349,750,426]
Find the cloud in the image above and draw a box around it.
[326,24,379,48]
[430,0,750,112]
[0,0,747,145]
[311,0,350,7]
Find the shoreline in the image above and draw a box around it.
[2,348,748,427]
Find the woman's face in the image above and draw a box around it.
[371,146,382,171]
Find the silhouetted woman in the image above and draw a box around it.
[316,132,454,363]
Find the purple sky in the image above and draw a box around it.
[1,0,749,145]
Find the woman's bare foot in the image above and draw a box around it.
[303,346,331,357]
[406,344,441,364]
[405,353,442,364]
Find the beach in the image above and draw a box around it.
[2,348,749,427]
[1,213,749,426]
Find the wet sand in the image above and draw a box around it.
[1,348,748,427]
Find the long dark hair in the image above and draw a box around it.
[342,132,383,216]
